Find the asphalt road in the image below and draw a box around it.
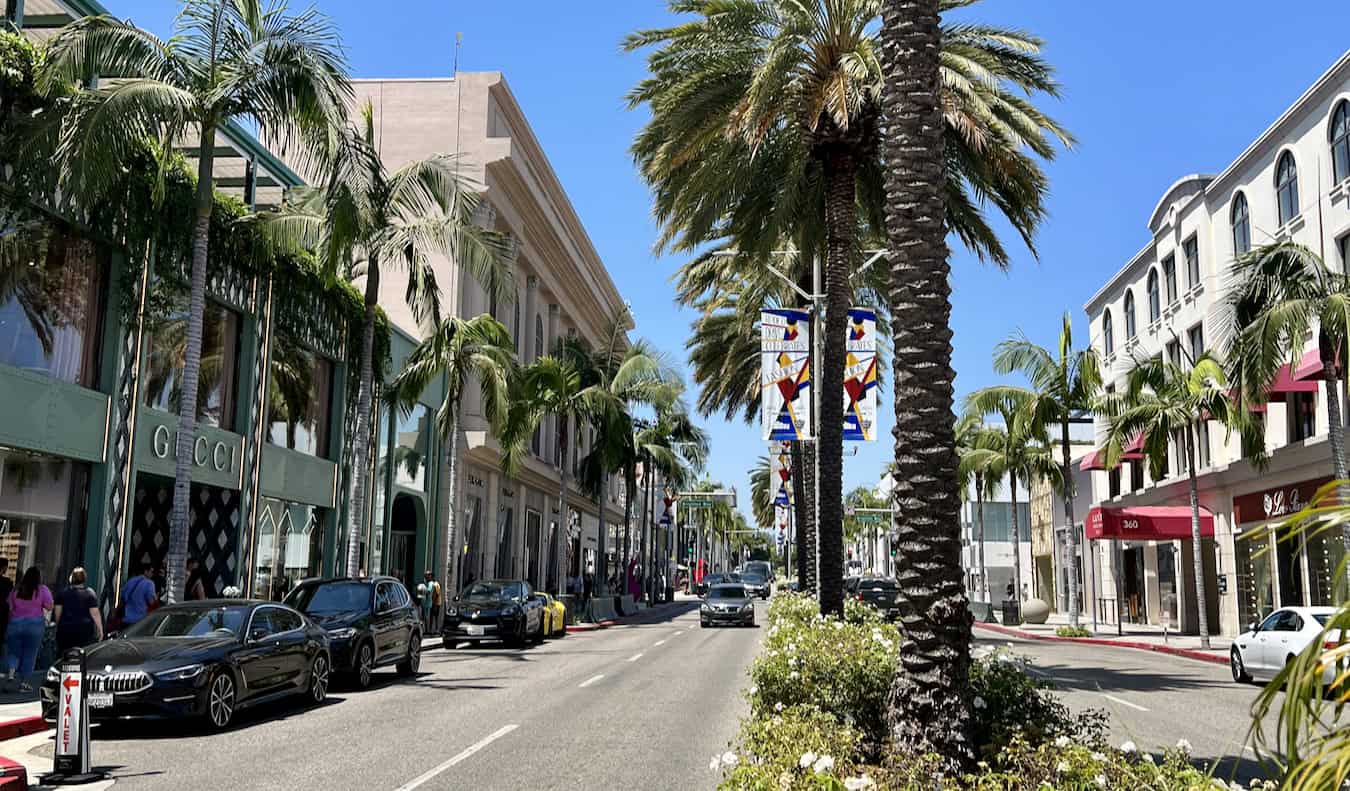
[975,628,1285,785]
[25,599,764,791]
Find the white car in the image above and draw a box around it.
[1230,606,1341,684]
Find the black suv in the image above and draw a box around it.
[845,575,901,621]
[285,576,421,688]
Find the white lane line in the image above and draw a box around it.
[1101,693,1149,712]
[653,639,667,647]
[627,653,644,663]
[579,674,605,688]
[394,724,519,791]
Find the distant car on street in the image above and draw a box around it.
[741,560,774,583]
[41,601,329,730]
[693,572,740,597]
[285,576,422,689]
[700,584,756,628]
[1231,606,1341,685]
[845,559,865,577]
[739,570,771,600]
[443,579,547,648]
[845,575,901,621]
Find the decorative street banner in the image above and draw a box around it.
[761,308,813,441]
[775,505,790,545]
[843,307,879,442]
[770,441,793,506]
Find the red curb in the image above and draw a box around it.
[974,622,1229,666]
[0,717,47,743]
[565,619,618,633]
[0,756,28,786]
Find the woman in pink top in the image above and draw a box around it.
[6,567,53,690]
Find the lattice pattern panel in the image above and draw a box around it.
[130,476,240,597]
[274,272,347,362]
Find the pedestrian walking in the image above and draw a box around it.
[583,572,594,603]
[185,558,208,600]
[5,567,52,690]
[119,565,159,629]
[423,571,441,631]
[54,568,102,654]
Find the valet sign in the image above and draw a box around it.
[54,650,91,777]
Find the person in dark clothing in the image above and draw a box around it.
[54,567,102,653]
[582,572,594,603]
[0,558,12,666]
[185,558,208,600]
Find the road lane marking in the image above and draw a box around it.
[1101,693,1149,712]
[395,724,518,791]
[627,653,644,662]
[654,639,667,647]
[579,674,605,688]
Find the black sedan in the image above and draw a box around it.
[845,576,902,621]
[41,601,329,730]
[739,571,771,600]
[285,576,422,689]
[443,580,546,648]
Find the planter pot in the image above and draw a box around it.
[1021,598,1051,624]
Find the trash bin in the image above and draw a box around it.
[1001,600,1021,626]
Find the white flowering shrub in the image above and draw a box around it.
[716,703,867,791]
[968,645,1106,757]
[748,593,902,746]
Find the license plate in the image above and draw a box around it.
[88,693,114,709]
[466,625,484,636]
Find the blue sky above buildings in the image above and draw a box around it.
[110,0,1350,521]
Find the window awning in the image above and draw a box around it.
[1270,359,1319,394]
[1120,432,1145,460]
[1086,505,1215,541]
[1294,348,1340,383]
[1079,450,1106,471]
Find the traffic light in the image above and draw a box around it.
[889,547,897,558]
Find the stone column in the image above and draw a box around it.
[545,304,561,465]
[483,470,500,580]
[523,276,539,361]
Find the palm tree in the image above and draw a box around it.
[632,0,1071,616]
[41,0,350,601]
[261,102,511,579]
[388,314,514,598]
[749,456,774,532]
[977,313,1102,626]
[1097,354,1245,651]
[634,408,708,602]
[1226,241,1350,554]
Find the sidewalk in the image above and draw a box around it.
[566,597,699,632]
[975,610,1232,666]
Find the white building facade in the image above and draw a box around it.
[1081,51,1350,637]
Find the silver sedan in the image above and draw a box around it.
[700,584,756,627]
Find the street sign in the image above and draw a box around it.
[854,513,884,525]
[52,648,97,781]
[680,497,714,509]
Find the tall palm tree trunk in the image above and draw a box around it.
[976,473,988,602]
[165,129,217,605]
[816,149,855,617]
[1009,471,1022,607]
[790,443,809,588]
[622,466,634,591]
[1184,426,1211,649]
[640,461,652,603]
[1059,418,1081,627]
[800,444,817,593]
[881,0,974,769]
[442,407,460,598]
[1324,371,1350,585]
[345,262,380,578]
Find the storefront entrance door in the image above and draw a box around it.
[1275,535,1305,607]
[1123,547,1146,624]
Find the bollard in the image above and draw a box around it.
[47,647,103,785]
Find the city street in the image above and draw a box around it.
[976,628,1282,785]
[13,601,762,791]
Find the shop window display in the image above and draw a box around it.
[0,230,106,387]
[266,335,333,456]
[142,281,241,430]
[0,447,88,590]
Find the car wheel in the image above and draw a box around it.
[206,671,236,730]
[353,641,375,689]
[1230,648,1252,683]
[309,654,330,704]
[398,633,421,676]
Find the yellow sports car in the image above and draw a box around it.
[538,593,568,638]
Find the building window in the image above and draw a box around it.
[1231,192,1251,256]
[143,285,241,431]
[1276,151,1299,226]
[1195,421,1211,469]
[1339,233,1349,273]
[1162,255,1177,304]
[1165,339,1181,368]
[1102,309,1114,356]
[266,337,333,456]
[1172,428,1189,474]
[0,229,106,388]
[1288,390,1316,442]
[0,447,90,593]
[1147,269,1161,322]
[1332,101,1350,185]
[253,498,325,601]
[1183,236,1200,291]
[391,403,431,490]
[1186,323,1205,363]
[1123,290,1136,339]
[1108,465,1121,498]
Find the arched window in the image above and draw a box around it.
[1162,255,1177,304]
[1147,269,1161,322]
[1276,151,1299,226]
[1231,192,1251,255]
[1123,290,1136,339]
[1332,101,1350,185]
[1102,309,1114,357]
[534,315,544,363]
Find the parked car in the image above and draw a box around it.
[443,580,547,648]
[41,601,329,730]
[534,592,568,638]
[1231,606,1341,684]
[285,576,422,689]
[739,571,771,600]
[694,572,740,597]
[700,584,756,628]
[845,576,901,621]
[845,559,865,577]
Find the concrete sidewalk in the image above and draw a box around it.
[976,610,1232,666]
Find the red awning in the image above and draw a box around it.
[1294,348,1340,383]
[1079,450,1107,471]
[1270,360,1319,394]
[1120,432,1145,460]
[1086,505,1215,541]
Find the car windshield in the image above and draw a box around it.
[286,581,371,613]
[463,582,512,601]
[741,572,766,583]
[123,606,249,639]
[709,586,747,600]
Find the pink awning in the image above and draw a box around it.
[1086,506,1215,541]
[1120,432,1145,460]
[1294,348,1340,383]
[1271,360,1320,394]
[1079,450,1107,471]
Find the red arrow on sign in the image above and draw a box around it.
[62,677,79,690]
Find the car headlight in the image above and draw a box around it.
[701,603,712,612]
[327,627,357,640]
[741,603,753,612]
[155,664,206,681]
[445,606,457,617]
[45,666,59,684]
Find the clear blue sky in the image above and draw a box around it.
[113,1,1350,523]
